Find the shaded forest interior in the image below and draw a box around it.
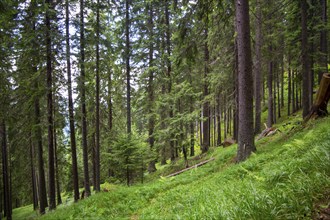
[0,0,329,218]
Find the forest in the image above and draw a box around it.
[0,0,330,219]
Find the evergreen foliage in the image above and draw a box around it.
[0,0,329,217]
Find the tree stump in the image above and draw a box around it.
[304,73,330,122]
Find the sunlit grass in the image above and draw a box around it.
[18,116,328,220]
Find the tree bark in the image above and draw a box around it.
[267,53,274,127]
[29,134,38,210]
[216,95,222,146]
[65,0,79,202]
[126,0,131,135]
[164,0,175,162]
[34,80,48,214]
[1,121,12,220]
[288,66,292,116]
[94,0,101,192]
[80,0,91,197]
[147,2,157,173]
[254,0,262,134]
[235,0,256,162]
[301,0,312,118]
[53,126,62,205]
[202,24,210,153]
[319,0,328,83]
[45,0,56,210]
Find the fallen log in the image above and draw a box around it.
[165,157,215,178]
[304,73,330,122]
[257,123,277,140]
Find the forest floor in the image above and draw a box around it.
[13,114,330,220]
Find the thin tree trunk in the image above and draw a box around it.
[126,0,131,134]
[165,0,175,162]
[217,94,222,146]
[92,132,97,189]
[147,2,156,173]
[267,52,274,127]
[254,0,262,134]
[233,43,239,141]
[292,70,296,112]
[29,134,38,210]
[288,66,292,116]
[94,0,101,192]
[53,127,62,205]
[319,0,328,83]
[277,65,281,118]
[80,0,91,197]
[281,58,285,108]
[34,80,48,214]
[273,63,277,124]
[46,0,56,210]
[1,121,12,220]
[301,0,311,118]
[65,0,79,202]
[296,71,299,111]
[235,0,256,162]
[190,121,195,156]
[108,72,113,132]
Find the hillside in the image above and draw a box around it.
[13,115,330,220]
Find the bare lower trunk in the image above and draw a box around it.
[235,0,256,162]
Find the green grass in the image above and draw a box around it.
[12,115,327,219]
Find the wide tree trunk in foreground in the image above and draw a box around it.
[235,0,256,162]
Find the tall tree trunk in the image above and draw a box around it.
[80,0,91,197]
[147,2,156,173]
[235,0,256,162]
[108,72,113,132]
[281,58,285,107]
[233,42,239,141]
[91,132,97,189]
[65,0,79,202]
[273,64,277,124]
[216,94,222,146]
[296,71,299,111]
[34,80,48,214]
[29,134,38,210]
[319,0,328,83]
[288,66,292,116]
[94,0,101,192]
[53,127,62,205]
[165,0,175,162]
[202,24,210,153]
[267,50,274,127]
[301,0,312,118]
[292,70,296,112]
[190,121,195,156]
[125,0,131,134]
[46,0,56,210]
[277,66,281,118]
[1,121,12,220]
[254,0,262,134]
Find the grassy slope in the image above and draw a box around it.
[21,115,329,220]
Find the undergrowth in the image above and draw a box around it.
[13,117,330,220]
